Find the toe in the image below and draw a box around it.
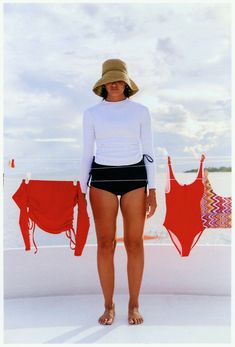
[99,317,106,325]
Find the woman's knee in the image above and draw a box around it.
[124,238,144,254]
[97,236,117,253]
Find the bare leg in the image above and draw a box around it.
[120,187,147,325]
[89,186,119,325]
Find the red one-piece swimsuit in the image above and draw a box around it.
[163,154,205,256]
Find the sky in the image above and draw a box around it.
[3,1,231,176]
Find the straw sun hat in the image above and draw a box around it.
[92,58,139,97]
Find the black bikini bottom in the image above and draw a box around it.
[87,154,153,197]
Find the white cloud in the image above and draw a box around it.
[150,101,227,139]
[155,146,168,157]
[5,89,64,118]
[35,138,77,142]
[157,84,229,103]
[184,144,216,159]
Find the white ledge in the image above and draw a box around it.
[4,244,231,298]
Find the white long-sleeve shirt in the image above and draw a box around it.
[79,98,156,194]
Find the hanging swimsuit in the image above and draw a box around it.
[163,154,205,256]
[200,170,232,228]
[12,180,90,256]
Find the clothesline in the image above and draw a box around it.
[5,160,232,168]
[5,156,231,162]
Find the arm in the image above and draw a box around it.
[140,107,157,218]
[79,109,95,196]
[140,107,157,190]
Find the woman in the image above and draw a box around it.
[80,59,157,325]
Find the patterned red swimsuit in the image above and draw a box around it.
[163,155,205,256]
[201,170,232,228]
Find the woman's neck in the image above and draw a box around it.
[105,96,127,102]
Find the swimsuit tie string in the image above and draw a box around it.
[143,154,154,162]
[87,155,95,187]
[66,228,76,250]
[29,220,38,254]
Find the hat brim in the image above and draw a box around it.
[92,70,139,97]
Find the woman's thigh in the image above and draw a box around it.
[89,186,119,242]
[120,187,147,241]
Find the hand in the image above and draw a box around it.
[146,189,157,219]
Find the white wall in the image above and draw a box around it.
[4,244,231,298]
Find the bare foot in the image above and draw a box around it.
[98,304,115,325]
[128,306,144,325]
